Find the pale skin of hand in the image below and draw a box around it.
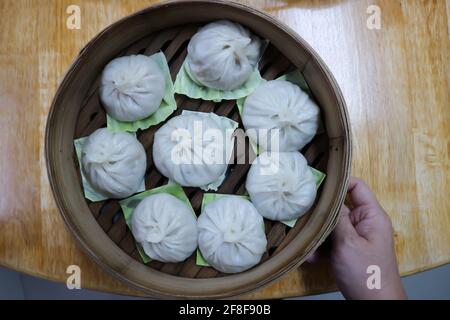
[309,177,406,300]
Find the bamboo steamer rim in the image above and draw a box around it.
[45,0,352,299]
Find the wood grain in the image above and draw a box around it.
[0,0,448,298]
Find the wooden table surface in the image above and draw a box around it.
[0,0,448,299]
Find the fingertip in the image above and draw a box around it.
[348,176,366,191]
[340,203,350,216]
[306,251,319,264]
[380,209,394,229]
[349,176,363,186]
[332,207,358,242]
[347,176,379,207]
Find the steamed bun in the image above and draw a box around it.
[186,20,261,91]
[197,196,267,273]
[131,193,198,263]
[81,128,146,199]
[245,151,317,221]
[100,54,165,122]
[242,80,319,151]
[152,113,232,189]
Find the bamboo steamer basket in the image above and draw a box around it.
[45,0,351,299]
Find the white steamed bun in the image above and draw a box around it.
[245,151,317,221]
[152,113,232,189]
[100,54,165,122]
[131,193,198,263]
[242,79,319,151]
[197,196,267,273]
[81,128,146,199]
[187,20,261,91]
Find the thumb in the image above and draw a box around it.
[332,204,359,243]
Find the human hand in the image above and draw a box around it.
[330,177,406,299]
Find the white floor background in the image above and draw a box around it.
[0,263,449,299]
